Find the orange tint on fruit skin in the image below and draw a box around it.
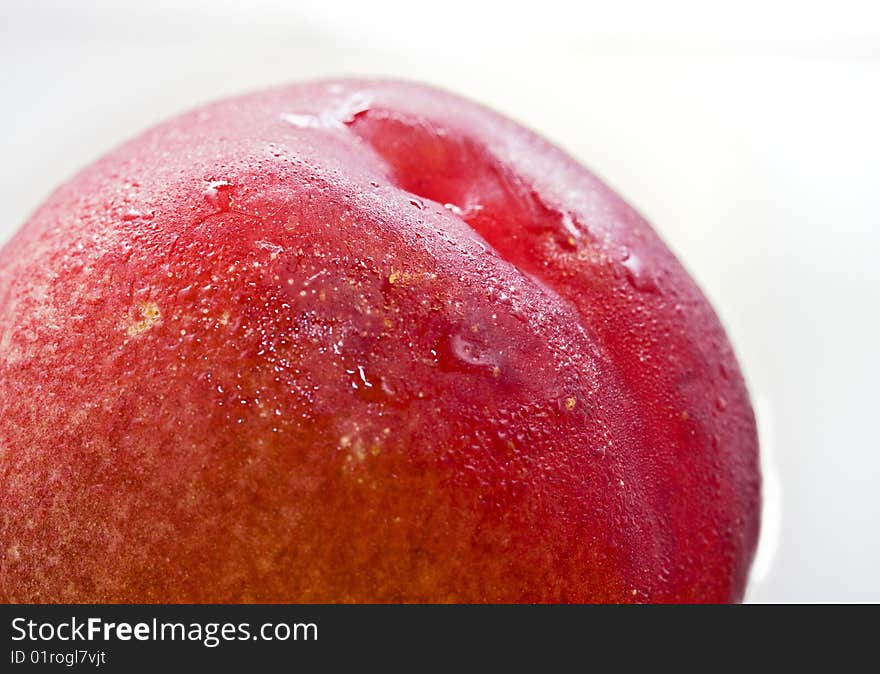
[0,80,759,603]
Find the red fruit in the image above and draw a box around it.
[0,80,760,603]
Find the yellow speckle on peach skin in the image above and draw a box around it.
[125,301,161,336]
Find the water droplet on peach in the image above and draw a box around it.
[621,250,659,293]
[449,333,497,369]
[204,180,232,211]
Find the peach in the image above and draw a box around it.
[0,80,759,602]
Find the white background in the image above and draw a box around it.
[1,0,878,602]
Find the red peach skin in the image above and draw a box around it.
[0,79,760,603]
